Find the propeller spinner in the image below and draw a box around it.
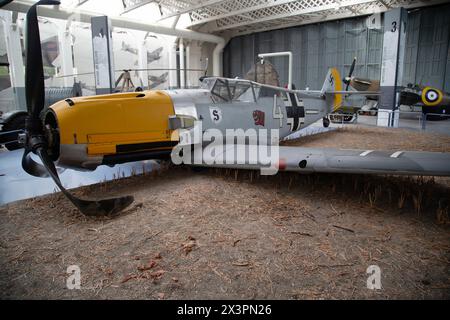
[21,0,133,216]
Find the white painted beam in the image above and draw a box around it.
[224,0,450,35]
[159,0,228,20]
[2,0,226,76]
[189,0,376,28]
[258,51,293,89]
[2,0,224,44]
[120,0,156,15]
[189,0,303,26]
[210,0,378,32]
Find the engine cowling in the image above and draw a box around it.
[44,90,177,169]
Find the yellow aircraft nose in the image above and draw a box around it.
[44,90,178,168]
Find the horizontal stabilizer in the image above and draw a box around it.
[325,91,380,95]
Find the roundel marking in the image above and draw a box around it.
[422,87,443,106]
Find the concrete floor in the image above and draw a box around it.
[355,115,450,136]
[0,149,157,205]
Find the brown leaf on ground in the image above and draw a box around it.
[121,274,137,283]
[137,260,157,272]
[182,239,197,255]
[154,252,162,259]
[232,261,250,267]
[149,269,166,280]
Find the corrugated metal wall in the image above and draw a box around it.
[223,4,450,91]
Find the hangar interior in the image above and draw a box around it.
[1,1,449,108]
[224,4,450,92]
[0,0,450,300]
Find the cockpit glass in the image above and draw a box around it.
[200,78,216,90]
[258,86,287,100]
[206,78,285,104]
[253,84,261,99]
[211,79,230,102]
[228,81,254,102]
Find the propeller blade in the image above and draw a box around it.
[22,149,65,177]
[22,149,50,177]
[25,0,60,118]
[21,0,134,216]
[346,57,357,91]
[348,57,356,78]
[36,147,134,216]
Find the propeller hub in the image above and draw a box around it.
[28,134,47,153]
[25,116,43,135]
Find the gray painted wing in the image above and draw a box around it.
[187,145,450,176]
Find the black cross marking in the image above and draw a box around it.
[286,92,305,131]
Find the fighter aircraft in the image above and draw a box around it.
[148,72,168,89]
[11,0,450,217]
[121,41,139,55]
[147,47,163,64]
[338,57,450,121]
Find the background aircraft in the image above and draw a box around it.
[336,57,450,122]
[149,72,168,89]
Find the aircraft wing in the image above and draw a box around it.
[292,90,323,98]
[293,90,380,98]
[325,91,380,95]
[187,145,450,176]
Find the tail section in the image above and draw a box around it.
[321,68,343,112]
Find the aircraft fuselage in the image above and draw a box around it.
[44,78,330,170]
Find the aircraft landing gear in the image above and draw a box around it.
[323,117,330,128]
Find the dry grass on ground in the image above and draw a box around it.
[282,126,450,152]
[0,126,449,299]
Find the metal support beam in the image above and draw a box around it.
[171,14,180,28]
[231,0,448,37]
[91,16,115,95]
[3,0,226,76]
[258,51,293,90]
[168,42,177,88]
[159,0,228,20]
[138,37,149,89]
[120,0,156,15]
[57,20,75,87]
[377,7,408,128]
[179,38,185,88]
[378,0,391,9]
[208,0,377,32]
[2,0,225,45]
[0,10,25,111]
[186,42,191,88]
